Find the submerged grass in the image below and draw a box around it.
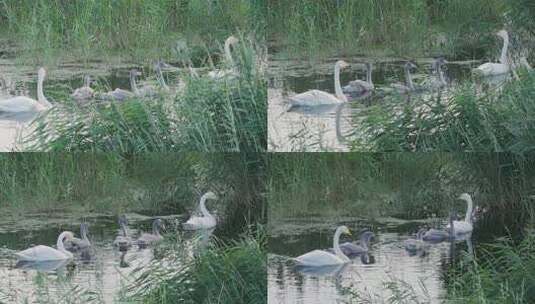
[124,229,266,304]
[24,37,266,152]
[358,71,535,153]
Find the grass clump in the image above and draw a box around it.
[24,37,266,152]
[0,0,266,61]
[358,71,535,153]
[269,0,507,58]
[124,230,266,304]
[447,234,535,303]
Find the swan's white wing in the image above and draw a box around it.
[473,63,509,76]
[15,245,68,261]
[289,90,343,107]
[183,216,216,230]
[208,69,239,80]
[294,249,343,266]
[0,96,40,113]
[448,221,473,234]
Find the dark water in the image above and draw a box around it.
[268,58,507,151]
[267,211,524,304]
[0,213,218,303]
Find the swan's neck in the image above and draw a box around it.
[56,232,71,256]
[156,67,169,91]
[359,235,369,250]
[84,76,91,88]
[333,229,349,261]
[37,73,51,107]
[224,41,234,66]
[130,73,139,94]
[120,223,128,237]
[499,35,509,65]
[366,65,373,85]
[81,227,88,241]
[152,222,161,236]
[405,67,414,90]
[437,64,446,86]
[334,64,347,102]
[464,197,474,223]
[200,196,213,218]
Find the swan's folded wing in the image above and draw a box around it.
[294,249,341,266]
[15,245,65,261]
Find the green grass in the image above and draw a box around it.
[268,153,535,221]
[24,36,266,152]
[269,0,515,59]
[0,0,266,62]
[0,153,266,228]
[358,70,535,153]
[123,229,266,304]
[447,233,535,303]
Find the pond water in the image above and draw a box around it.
[0,213,216,303]
[267,57,508,152]
[267,212,523,304]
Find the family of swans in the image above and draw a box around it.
[13,191,218,263]
[289,30,532,108]
[294,193,474,267]
[0,36,241,114]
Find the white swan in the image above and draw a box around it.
[137,218,165,247]
[447,193,474,234]
[343,62,374,96]
[289,60,349,108]
[390,61,418,93]
[183,191,218,230]
[209,36,240,79]
[15,231,74,261]
[472,30,510,77]
[294,226,351,267]
[0,67,52,113]
[71,75,94,102]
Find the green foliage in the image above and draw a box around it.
[0,0,265,60]
[269,0,507,58]
[126,230,266,304]
[447,234,535,303]
[359,72,535,153]
[24,37,266,152]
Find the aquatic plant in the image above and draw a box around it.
[269,0,506,58]
[0,0,266,61]
[359,71,535,153]
[447,233,535,303]
[124,229,266,304]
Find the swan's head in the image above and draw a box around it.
[337,225,351,236]
[405,61,418,70]
[62,231,75,241]
[496,30,508,39]
[38,67,46,79]
[336,60,350,69]
[130,69,142,77]
[226,36,239,45]
[458,193,472,202]
[203,191,218,200]
[153,218,165,231]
